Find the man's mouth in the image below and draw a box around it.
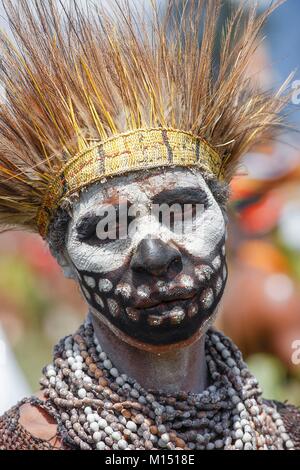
[125,292,198,326]
[133,291,196,311]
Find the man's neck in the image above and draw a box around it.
[91,315,209,394]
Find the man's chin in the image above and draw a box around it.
[90,305,218,353]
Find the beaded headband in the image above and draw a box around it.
[37,128,223,238]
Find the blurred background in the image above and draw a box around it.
[0,0,300,414]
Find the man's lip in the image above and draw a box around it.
[133,292,196,311]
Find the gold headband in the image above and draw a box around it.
[37,127,223,237]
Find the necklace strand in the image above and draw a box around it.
[40,318,295,450]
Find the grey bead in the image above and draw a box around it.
[206,442,215,450]
[214,439,223,449]
[118,439,128,449]
[158,438,167,448]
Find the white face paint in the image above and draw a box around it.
[65,168,226,274]
[62,167,227,347]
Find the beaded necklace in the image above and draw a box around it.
[40,318,295,450]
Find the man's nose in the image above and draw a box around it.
[130,237,182,277]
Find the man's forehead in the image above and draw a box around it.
[74,168,207,212]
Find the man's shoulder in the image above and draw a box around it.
[0,392,63,450]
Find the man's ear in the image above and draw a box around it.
[54,250,76,280]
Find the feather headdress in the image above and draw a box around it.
[0,0,289,237]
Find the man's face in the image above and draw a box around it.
[65,168,227,348]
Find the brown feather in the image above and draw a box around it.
[0,0,291,233]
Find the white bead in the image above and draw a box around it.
[111,431,122,441]
[93,432,102,442]
[110,368,119,378]
[67,357,75,365]
[65,349,73,357]
[118,439,128,449]
[74,370,83,379]
[78,388,87,398]
[240,419,249,427]
[46,369,56,378]
[104,426,113,435]
[98,418,107,429]
[160,433,170,443]
[250,406,259,416]
[83,376,92,384]
[275,419,284,427]
[49,376,56,385]
[87,414,96,423]
[235,429,243,439]
[126,421,137,432]
[244,442,253,450]
[99,352,107,361]
[242,432,252,443]
[235,439,244,450]
[237,403,245,412]
[103,359,112,369]
[286,440,294,449]
[96,441,105,450]
[75,355,84,363]
[90,422,99,432]
[84,407,92,415]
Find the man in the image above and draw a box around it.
[0,0,299,450]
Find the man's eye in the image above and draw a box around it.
[77,216,134,244]
[77,224,97,243]
[157,202,205,230]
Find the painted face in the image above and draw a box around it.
[64,168,227,347]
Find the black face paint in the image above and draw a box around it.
[75,237,227,346]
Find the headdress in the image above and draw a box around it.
[0,0,289,238]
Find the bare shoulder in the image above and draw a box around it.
[19,391,62,446]
[0,391,63,450]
